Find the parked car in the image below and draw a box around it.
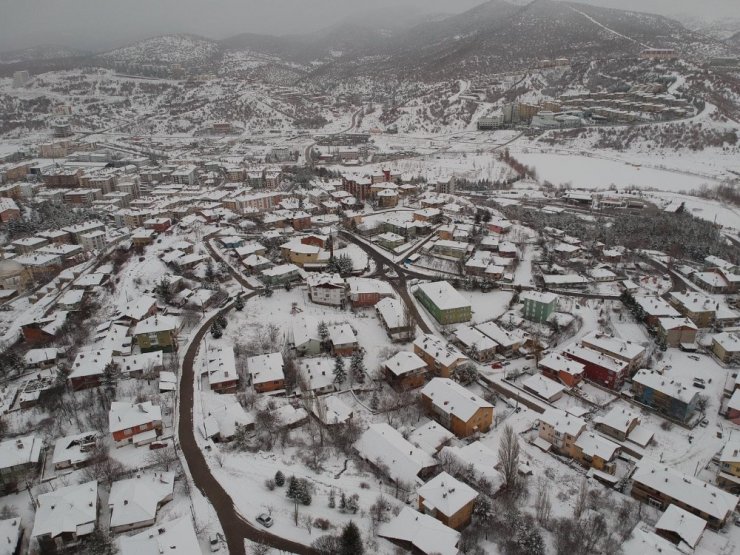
[699,419,709,427]
[209,534,220,552]
[491,362,503,369]
[256,513,274,528]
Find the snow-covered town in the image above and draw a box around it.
[0,1,739,554]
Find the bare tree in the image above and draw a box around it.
[498,424,520,495]
[573,478,589,519]
[534,478,552,525]
[145,445,178,471]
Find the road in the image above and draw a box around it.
[177,299,317,555]
[339,230,432,334]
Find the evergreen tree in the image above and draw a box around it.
[333,356,346,385]
[210,321,223,339]
[234,295,245,311]
[275,470,285,487]
[286,476,298,499]
[350,351,365,384]
[345,494,359,514]
[154,276,173,304]
[370,390,379,411]
[205,259,215,281]
[339,491,347,510]
[328,488,336,508]
[318,321,329,349]
[297,479,312,505]
[339,521,363,555]
[217,314,228,328]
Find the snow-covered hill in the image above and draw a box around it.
[100,34,220,65]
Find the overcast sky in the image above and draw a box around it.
[0,0,737,52]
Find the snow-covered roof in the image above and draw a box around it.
[378,507,460,555]
[475,321,519,349]
[109,401,162,434]
[657,317,698,331]
[119,516,201,555]
[622,525,683,555]
[346,277,395,297]
[655,504,706,549]
[421,378,492,421]
[538,352,585,377]
[207,346,238,386]
[0,435,42,471]
[23,347,58,366]
[522,374,565,400]
[354,423,435,485]
[563,344,628,374]
[32,480,98,540]
[580,331,645,361]
[594,406,640,434]
[116,295,156,321]
[414,334,468,367]
[52,431,98,468]
[298,357,336,392]
[720,440,740,464]
[133,315,179,336]
[316,395,353,425]
[632,459,739,522]
[306,272,344,289]
[415,281,470,311]
[0,517,20,555]
[118,351,162,375]
[632,369,697,405]
[453,325,497,353]
[328,323,356,346]
[713,332,740,353]
[291,316,319,348]
[669,291,717,314]
[375,297,405,329]
[521,290,558,305]
[633,295,681,318]
[385,351,427,376]
[574,432,620,461]
[538,407,586,437]
[109,472,174,529]
[439,441,502,488]
[408,421,455,456]
[247,352,284,385]
[418,471,478,517]
[69,348,114,380]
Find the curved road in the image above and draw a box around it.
[177,300,316,555]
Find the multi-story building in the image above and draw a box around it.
[247,352,285,394]
[712,332,740,364]
[307,273,346,307]
[414,334,469,378]
[717,440,740,493]
[562,344,629,390]
[417,472,477,530]
[631,459,738,529]
[414,281,471,325]
[536,407,586,458]
[384,351,427,391]
[631,369,699,422]
[538,352,585,388]
[420,378,493,438]
[133,315,179,353]
[656,317,699,348]
[669,292,716,328]
[521,291,558,324]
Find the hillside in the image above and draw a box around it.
[100,34,221,65]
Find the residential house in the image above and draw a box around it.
[298,358,337,395]
[420,378,493,438]
[657,317,699,348]
[633,295,682,327]
[345,277,395,307]
[418,471,478,530]
[20,311,68,345]
[119,516,201,555]
[109,401,163,446]
[475,321,522,357]
[669,292,716,328]
[261,263,301,286]
[632,369,699,423]
[353,423,436,486]
[384,351,427,391]
[562,343,629,390]
[538,352,585,388]
[453,325,498,362]
[414,281,471,325]
[291,317,321,356]
[522,374,566,402]
[536,408,586,458]
[206,346,239,393]
[108,472,175,533]
[654,504,707,550]
[31,480,98,552]
[51,431,98,470]
[0,435,42,492]
[307,273,346,307]
[414,334,469,378]
[579,331,645,373]
[0,517,21,555]
[712,332,740,364]
[133,315,179,353]
[327,323,357,356]
[573,432,621,475]
[247,352,285,394]
[378,507,460,555]
[68,348,114,391]
[375,297,414,342]
[631,459,738,529]
[594,406,641,442]
[717,440,740,493]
